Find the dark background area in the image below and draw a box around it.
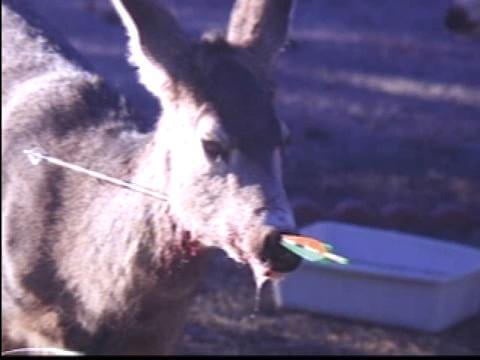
[22,0,480,355]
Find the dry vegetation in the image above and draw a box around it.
[178,251,479,355]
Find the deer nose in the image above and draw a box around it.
[259,230,302,273]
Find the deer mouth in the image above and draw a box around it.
[248,231,302,292]
[243,229,302,287]
[222,228,302,283]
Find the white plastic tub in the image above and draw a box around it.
[273,221,480,332]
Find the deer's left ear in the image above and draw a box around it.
[226,0,294,71]
[111,0,192,102]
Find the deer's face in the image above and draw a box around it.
[164,44,301,278]
[113,0,301,280]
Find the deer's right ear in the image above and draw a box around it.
[111,0,191,100]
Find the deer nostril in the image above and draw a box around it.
[260,230,302,273]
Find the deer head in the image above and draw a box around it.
[112,0,300,284]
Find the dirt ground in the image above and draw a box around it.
[25,0,480,355]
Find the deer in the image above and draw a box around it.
[2,0,301,355]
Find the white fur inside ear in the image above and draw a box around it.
[129,50,171,99]
[111,0,171,97]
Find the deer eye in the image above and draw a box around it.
[202,139,229,163]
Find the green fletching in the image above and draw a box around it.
[280,239,326,261]
[280,238,349,265]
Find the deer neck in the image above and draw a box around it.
[127,107,209,270]
[69,182,208,330]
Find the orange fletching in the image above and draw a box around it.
[282,234,329,254]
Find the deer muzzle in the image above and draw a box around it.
[259,229,302,273]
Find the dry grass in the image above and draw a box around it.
[179,251,479,355]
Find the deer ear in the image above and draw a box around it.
[111,0,191,100]
[226,0,294,70]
